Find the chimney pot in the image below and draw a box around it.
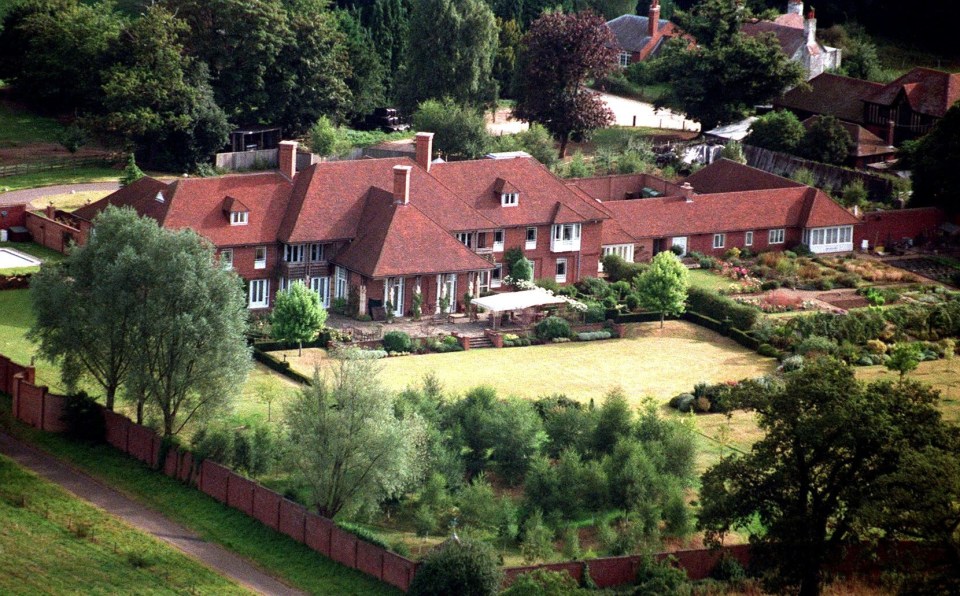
[279,140,298,180]
[648,0,660,37]
[415,132,434,172]
[393,165,412,205]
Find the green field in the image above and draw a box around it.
[0,453,248,594]
[0,289,62,389]
[0,166,122,192]
[687,268,734,293]
[0,102,63,148]
[0,397,397,595]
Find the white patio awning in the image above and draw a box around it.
[470,288,567,313]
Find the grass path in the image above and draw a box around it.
[0,452,249,595]
[278,321,777,406]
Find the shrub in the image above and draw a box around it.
[336,521,392,551]
[61,391,106,444]
[584,303,606,323]
[669,393,696,413]
[760,280,781,291]
[757,344,780,358]
[501,569,581,596]
[697,255,719,270]
[815,278,835,291]
[711,553,747,582]
[791,243,813,257]
[835,273,861,288]
[192,425,234,465]
[536,316,571,341]
[686,287,759,331]
[780,354,804,372]
[408,539,503,596]
[577,330,612,341]
[634,555,689,596]
[865,339,887,354]
[345,348,388,359]
[670,244,684,256]
[796,335,838,356]
[382,330,413,353]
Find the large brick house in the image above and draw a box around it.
[571,159,861,262]
[741,0,841,81]
[76,134,608,315]
[606,1,680,66]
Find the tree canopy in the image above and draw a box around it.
[636,251,689,327]
[412,99,489,160]
[698,358,960,596]
[271,281,328,355]
[745,110,805,154]
[514,10,617,158]
[798,115,851,165]
[900,102,960,214]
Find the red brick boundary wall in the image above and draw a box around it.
[2,352,941,592]
[856,207,946,250]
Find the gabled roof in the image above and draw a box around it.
[280,158,495,243]
[222,196,250,213]
[774,73,883,124]
[865,68,960,118]
[334,190,493,278]
[600,185,857,243]
[606,14,673,53]
[566,173,686,202]
[430,157,608,228]
[683,159,802,194]
[73,176,170,222]
[75,173,292,247]
[493,178,520,195]
[741,19,808,58]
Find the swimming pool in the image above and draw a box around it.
[0,247,42,270]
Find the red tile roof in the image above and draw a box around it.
[600,186,857,244]
[741,20,808,57]
[865,68,960,118]
[683,159,802,194]
[566,173,685,202]
[430,157,609,228]
[280,158,495,243]
[73,177,170,222]
[774,73,883,124]
[334,190,493,278]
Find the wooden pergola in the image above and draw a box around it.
[471,289,569,330]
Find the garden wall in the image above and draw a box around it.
[2,351,936,592]
[0,203,27,229]
[743,145,894,200]
[856,207,946,249]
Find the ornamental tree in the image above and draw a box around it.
[636,251,689,328]
[514,10,617,158]
[799,115,852,165]
[745,110,805,154]
[699,358,959,596]
[271,281,328,356]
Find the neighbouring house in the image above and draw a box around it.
[775,68,960,146]
[606,1,680,66]
[76,134,608,316]
[741,0,840,81]
[570,159,861,263]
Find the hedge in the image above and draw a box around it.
[613,311,671,324]
[252,348,312,385]
[683,311,726,334]
[728,327,761,351]
[577,330,613,341]
[686,287,759,331]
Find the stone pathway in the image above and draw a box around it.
[0,432,305,596]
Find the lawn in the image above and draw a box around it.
[688,268,733,293]
[29,189,112,212]
[0,241,66,275]
[0,102,63,148]
[0,397,398,595]
[277,321,777,406]
[0,165,122,192]
[0,454,248,595]
[856,359,960,424]
[0,289,63,390]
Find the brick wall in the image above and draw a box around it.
[856,207,945,249]
[0,203,28,229]
[24,211,86,254]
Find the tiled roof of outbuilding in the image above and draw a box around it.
[774,73,883,124]
[865,68,960,118]
[683,159,802,194]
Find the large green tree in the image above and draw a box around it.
[745,110,805,153]
[799,115,852,165]
[514,10,617,158]
[636,251,689,328]
[699,358,960,596]
[654,33,805,129]
[335,9,386,122]
[98,5,230,172]
[900,102,960,213]
[399,0,499,110]
[285,355,426,518]
[271,281,328,355]
[368,0,408,99]
[29,206,156,410]
[411,99,489,159]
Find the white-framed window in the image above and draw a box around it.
[501,192,518,207]
[248,279,269,308]
[550,223,581,252]
[456,232,473,249]
[309,276,330,308]
[555,258,567,283]
[713,234,725,249]
[525,227,537,250]
[309,243,324,262]
[806,225,854,253]
[284,244,304,263]
[437,273,456,313]
[600,244,635,272]
[254,246,267,269]
[220,248,233,270]
[334,266,348,299]
[230,211,248,226]
[618,51,631,68]
[493,229,504,252]
[744,231,753,246]
[768,228,785,244]
[491,264,502,288]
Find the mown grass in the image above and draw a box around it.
[0,102,63,148]
[0,166,122,192]
[0,453,249,594]
[0,396,397,596]
[0,289,63,390]
[29,189,112,212]
[277,321,776,407]
[687,269,734,293]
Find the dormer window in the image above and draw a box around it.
[223,196,250,226]
[501,192,519,207]
[230,210,248,225]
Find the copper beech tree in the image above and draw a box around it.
[514,10,616,158]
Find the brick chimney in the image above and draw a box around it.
[45,203,55,220]
[886,119,896,146]
[787,0,803,16]
[648,0,660,37]
[680,182,695,202]
[393,165,412,205]
[279,140,298,180]
[415,132,434,173]
[804,8,816,45]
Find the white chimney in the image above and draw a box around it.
[787,0,803,16]
[805,8,817,45]
[680,182,695,202]
[393,165,412,205]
